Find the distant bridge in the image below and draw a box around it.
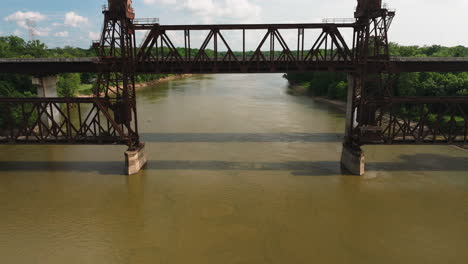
[2,57,468,75]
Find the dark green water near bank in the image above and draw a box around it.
[1,74,467,263]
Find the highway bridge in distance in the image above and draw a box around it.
[2,57,468,75]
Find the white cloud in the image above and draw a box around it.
[223,0,261,21]
[13,30,22,36]
[4,11,50,38]
[88,31,101,40]
[32,28,51,37]
[4,11,47,26]
[4,11,47,29]
[143,0,261,23]
[54,31,69,37]
[64,12,88,27]
[144,0,176,4]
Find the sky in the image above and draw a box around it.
[1,0,467,49]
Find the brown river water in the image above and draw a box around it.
[1,74,467,263]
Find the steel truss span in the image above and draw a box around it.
[136,23,355,74]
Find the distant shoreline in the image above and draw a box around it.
[135,74,193,90]
[77,74,192,97]
[288,84,346,112]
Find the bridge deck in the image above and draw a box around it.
[1,57,468,75]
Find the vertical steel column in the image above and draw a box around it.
[95,0,140,149]
[341,0,395,175]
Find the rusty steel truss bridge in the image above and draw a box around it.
[0,0,467,175]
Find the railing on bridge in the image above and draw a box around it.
[391,57,468,62]
[133,18,159,25]
[0,98,130,145]
[0,58,99,63]
[321,18,356,24]
[358,97,468,145]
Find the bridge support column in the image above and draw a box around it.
[32,75,59,128]
[341,74,365,175]
[125,143,148,175]
[341,145,365,176]
[33,75,59,98]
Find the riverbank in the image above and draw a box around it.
[135,74,193,89]
[288,84,346,112]
[312,96,347,113]
[77,74,192,97]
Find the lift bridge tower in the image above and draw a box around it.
[93,0,146,174]
[95,0,137,144]
[341,0,396,175]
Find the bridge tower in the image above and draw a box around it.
[341,0,395,175]
[94,0,147,174]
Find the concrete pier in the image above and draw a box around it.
[32,75,59,98]
[32,75,59,128]
[341,145,365,176]
[125,143,148,175]
[341,74,365,175]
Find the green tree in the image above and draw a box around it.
[57,73,81,97]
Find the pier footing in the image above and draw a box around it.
[341,145,365,176]
[125,143,148,175]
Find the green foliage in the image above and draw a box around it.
[0,36,52,58]
[0,36,51,102]
[395,72,468,97]
[49,46,94,58]
[57,73,81,97]
[80,72,96,84]
[284,72,348,100]
[137,74,171,83]
[334,81,348,100]
[389,43,468,58]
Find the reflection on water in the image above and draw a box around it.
[0,74,467,264]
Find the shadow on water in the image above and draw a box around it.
[286,93,346,118]
[0,160,342,176]
[0,154,466,176]
[140,133,344,143]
